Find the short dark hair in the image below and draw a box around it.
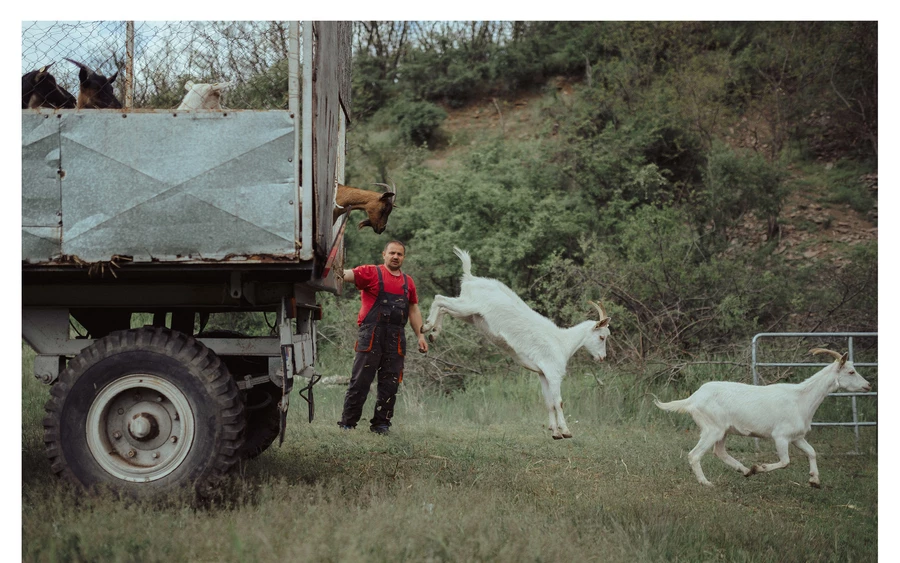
[384,240,406,253]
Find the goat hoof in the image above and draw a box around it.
[551,434,563,440]
[809,481,821,489]
[749,465,761,476]
[428,334,437,343]
[561,433,573,439]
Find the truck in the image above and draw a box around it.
[22,21,351,496]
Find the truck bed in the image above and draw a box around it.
[22,110,300,266]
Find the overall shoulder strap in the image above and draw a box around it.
[374,264,385,291]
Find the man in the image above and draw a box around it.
[337,240,428,434]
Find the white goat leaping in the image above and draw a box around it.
[421,247,611,439]
[655,348,871,488]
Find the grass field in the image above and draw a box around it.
[21,344,878,562]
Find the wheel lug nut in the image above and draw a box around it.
[127,449,136,458]
[152,452,160,459]
[171,436,178,443]
[113,431,122,440]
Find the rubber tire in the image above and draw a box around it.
[240,383,282,460]
[197,330,281,460]
[43,327,246,497]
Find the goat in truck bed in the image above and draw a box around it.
[22,63,76,109]
[66,58,122,109]
[333,182,397,234]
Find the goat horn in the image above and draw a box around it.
[65,58,92,72]
[810,348,843,362]
[373,181,396,194]
[588,300,608,320]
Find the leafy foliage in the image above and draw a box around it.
[337,21,877,382]
[695,141,788,248]
[386,99,448,147]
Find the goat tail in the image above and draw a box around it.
[653,396,692,414]
[453,247,474,280]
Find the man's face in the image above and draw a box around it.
[382,243,405,271]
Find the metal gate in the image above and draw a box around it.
[751,332,877,451]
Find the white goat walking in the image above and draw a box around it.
[421,247,611,439]
[655,348,871,487]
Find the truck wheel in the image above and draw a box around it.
[197,330,281,460]
[43,327,246,497]
[240,384,282,460]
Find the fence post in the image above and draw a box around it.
[125,21,134,110]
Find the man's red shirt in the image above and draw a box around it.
[352,264,419,326]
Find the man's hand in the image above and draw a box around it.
[417,333,429,354]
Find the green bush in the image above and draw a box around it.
[529,209,803,362]
[695,141,787,248]
[820,159,877,214]
[387,99,448,147]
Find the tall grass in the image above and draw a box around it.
[22,344,877,562]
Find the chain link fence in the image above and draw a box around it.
[22,21,297,110]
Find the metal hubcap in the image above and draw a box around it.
[86,374,195,483]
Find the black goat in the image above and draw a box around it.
[22,63,76,109]
[65,58,122,109]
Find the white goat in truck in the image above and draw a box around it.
[655,348,871,487]
[177,80,233,110]
[421,247,611,439]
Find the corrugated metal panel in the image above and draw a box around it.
[22,110,298,264]
[22,114,63,261]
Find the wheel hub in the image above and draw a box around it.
[128,412,160,441]
[86,375,195,483]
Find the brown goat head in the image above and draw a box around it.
[66,58,122,109]
[334,181,397,234]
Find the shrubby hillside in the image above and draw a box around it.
[326,21,876,379]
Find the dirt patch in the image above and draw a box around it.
[726,173,877,265]
[424,87,552,170]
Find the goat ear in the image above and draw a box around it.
[184,80,195,91]
[380,192,394,201]
[357,219,371,230]
[595,318,610,329]
[840,352,848,368]
[78,67,89,84]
